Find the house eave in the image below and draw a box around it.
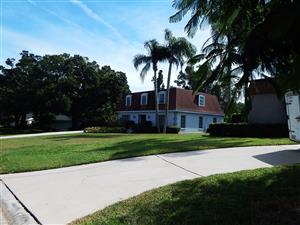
[117,109,224,117]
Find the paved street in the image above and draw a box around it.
[1,145,299,224]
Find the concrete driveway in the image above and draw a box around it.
[1,144,300,224]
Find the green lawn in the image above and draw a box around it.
[0,133,295,174]
[70,164,300,225]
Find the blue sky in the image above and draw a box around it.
[2,0,211,91]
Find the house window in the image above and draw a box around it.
[199,116,203,128]
[158,91,165,104]
[181,115,186,128]
[121,115,130,122]
[198,95,205,107]
[159,115,165,127]
[140,93,148,105]
[125,95,132,106]
[213,117,217,123]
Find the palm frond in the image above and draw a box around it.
[140,62,151,82]
[133,54,151,70]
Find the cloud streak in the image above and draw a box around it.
[26,0,37,5]
[69,0,129,45]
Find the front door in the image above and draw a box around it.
[139,114,147,125]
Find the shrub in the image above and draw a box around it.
[132,124,180,134]
[124,120,135,129]
[207,123,288,137]
[84,126,126,133]
[231,113,245,123]
[166,126,181,133]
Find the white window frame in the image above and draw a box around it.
[125,95,132,106]
[198,95,205,107]
[140,93,148,105]
[158,91,166,104]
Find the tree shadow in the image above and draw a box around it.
[46,134,125,141]
[109,164,300,225]
[253,149,300,166]
[87,137,253,161]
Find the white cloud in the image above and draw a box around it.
[3,1,212,92]
[69,0,129,45]
[26,0,37,5]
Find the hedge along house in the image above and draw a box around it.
[117,87,224,132]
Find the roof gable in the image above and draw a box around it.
[118,87,224,115]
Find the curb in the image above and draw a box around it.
[0,180,40,225]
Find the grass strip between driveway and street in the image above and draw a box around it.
[0,133,296,174]
[70,164,300,225]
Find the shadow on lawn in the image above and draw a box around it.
[109,165,300,225]
[87,137,253,160]
[46,134,126,141]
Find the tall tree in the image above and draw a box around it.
[163,29,196,133]
[170,0,300,94]
[152,70,165,91]
[133,40,168,133]
[0,51,129,129]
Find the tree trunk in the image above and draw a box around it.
[153,67,160,133]
[163,62,172,133]
[20,113,27,128]
[14,113,20,128]
[72,115,79,130]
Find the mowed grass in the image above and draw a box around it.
[70,164,300,225]
[0,133,295,174]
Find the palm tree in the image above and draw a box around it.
[133,39,168,133]
[163,29,196,133]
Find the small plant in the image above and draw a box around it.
[84,126,126,133]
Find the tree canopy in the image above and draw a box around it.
[0,51,129,128]
[170,0,300,93]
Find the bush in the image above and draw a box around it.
[124,120,135,129]
[166,126,181,133]
[132,124,180,134]
[207,123,288,137]
[231,113,245,123]
[84,126,126,133]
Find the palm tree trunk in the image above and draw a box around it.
[153,68,160,133]
[163,62,172,133]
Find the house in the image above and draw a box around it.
[117,87,224,132]
[24,113,72,131]
[48,114,72,131]
[248,79,287,124]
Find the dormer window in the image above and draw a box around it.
[125,95,132,106]
[140,93,148,105]
[158,91,166,104]
[198,95,205,107]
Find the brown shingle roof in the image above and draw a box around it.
[118,87,224,116]
[174,88,224,115]
[249,79,276,95]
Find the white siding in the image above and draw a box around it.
[118,111,224,132]
[177,112,224,132]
